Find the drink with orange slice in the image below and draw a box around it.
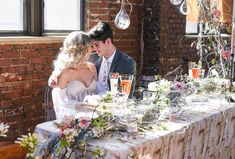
[120,74,134,98]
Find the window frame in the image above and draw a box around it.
[0,0,84,36]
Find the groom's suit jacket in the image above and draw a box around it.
[90,49,136,97]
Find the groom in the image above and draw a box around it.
[88,21,136,97]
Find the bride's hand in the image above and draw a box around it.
[48,75,58,88]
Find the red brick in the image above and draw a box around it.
[14,97,34,105]
[11,82,28,90]
[25,73,43,80]
[26,66,34,73]
[23,89,38,96]
[0,44,14,50]
[20,50,36,58]
[1,73,23,82]
[48,43,62,48]
[46,56,55,63]
[2,51,20,58]
[30,57,47,64]
[12,58,29,65]
[39,50,57,56]
[3,90,22,99]
[0,101,14,108]
[31,43,50,49]
[0,59,11,66]
[32,80,47,87]
[4,107,24,117]
[14,44,32,50]
[90,2,114,9]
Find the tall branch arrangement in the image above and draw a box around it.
[192,0,232,78]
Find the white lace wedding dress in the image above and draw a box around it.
[52,80,97,120]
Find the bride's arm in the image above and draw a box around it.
[86,62,98,81]
[57,69,72,88]
[92,64,98,81]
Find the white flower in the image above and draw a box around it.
[0,123,9,137]
[64,128,79,142]
[148,79,172,93]
[148,82,157,91]
[91,127,103,137]
[159,79,172,93]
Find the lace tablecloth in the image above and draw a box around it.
[35,97,235,159]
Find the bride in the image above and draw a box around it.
[50,31,97,120]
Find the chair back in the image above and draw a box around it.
[44,86,56,121]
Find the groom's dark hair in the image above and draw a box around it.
[88,21,113,43]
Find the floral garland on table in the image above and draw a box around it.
[16,95,115,159]
[0,122,9,137]
[146,74,235,121]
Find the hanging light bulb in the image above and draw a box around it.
[170,0,183,5]
[179,0,190,15]
[114,0,131,30]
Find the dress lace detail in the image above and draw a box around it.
[52,80,97,120]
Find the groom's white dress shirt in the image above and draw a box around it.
[97,49,116,94]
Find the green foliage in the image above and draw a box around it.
[156,124,168,131]
[92,148,104,158]
[102,93,113,103]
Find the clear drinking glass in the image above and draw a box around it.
[188,62,196,78]
[119,74,134,114]
[142,90,155,105]
[120,74,134,98]
[199,69,205,79]
[109,73,119,95]
[192,67,200,79]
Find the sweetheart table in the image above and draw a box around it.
[35,95,235,159]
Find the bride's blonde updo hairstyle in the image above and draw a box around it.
[53,31,90,73]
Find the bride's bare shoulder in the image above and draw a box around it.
[57,68,78,88]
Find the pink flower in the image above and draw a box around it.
[221,50,230,61]
[212,9,221,22]
[78,117,91,129]
[173,82,184,90]
[224,79,231,88]
[61,115,74,129]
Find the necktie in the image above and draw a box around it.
[103,59,110,91]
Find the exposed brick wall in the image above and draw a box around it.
[141,0,198,77]
[142,0,160,76]
[0,43,61,141]
[158,0,198,76]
